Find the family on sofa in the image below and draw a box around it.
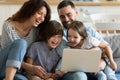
[0,0,120,80]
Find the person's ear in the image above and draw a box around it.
[75,9,79,16]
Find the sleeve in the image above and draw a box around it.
[86,26,109,45]
[2,21,20,41]
[0,21,20,48]
[55,42,64,72]
[26,43,37,59]
[90,37,101,47]
[55,59,62,73]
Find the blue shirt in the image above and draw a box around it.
[26,41,63,72]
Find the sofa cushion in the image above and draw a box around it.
[104,35,120,58]
[104,35,120,71]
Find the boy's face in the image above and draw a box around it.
[67,29,83,48]
[47,35,62,49]
[58,5,78,28]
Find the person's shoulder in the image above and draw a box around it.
[31,41,43,46]
[3,20,13,29]
[87,36,98,41]
[3,20,10,27]
[85,25,95,31]
[85,37,96,43]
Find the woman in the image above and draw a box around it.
[0,0,51,80]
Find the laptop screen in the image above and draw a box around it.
[61,48,101,72]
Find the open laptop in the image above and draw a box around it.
[61,48,102,73]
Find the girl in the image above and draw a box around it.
[67,21,117,80]
[26,20,64,80]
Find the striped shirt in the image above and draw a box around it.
[0,20,38,49]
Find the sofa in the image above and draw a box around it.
[0,34,120,80]
[104,35,120,80]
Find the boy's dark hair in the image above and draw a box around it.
[40,20,63,42]
[57,0,75,10]
[67,21,88,39]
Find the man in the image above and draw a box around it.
[57,1,117,80]
[57,0,107,44]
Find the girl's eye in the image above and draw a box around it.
[74,37,78,39]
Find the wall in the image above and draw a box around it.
[51,5,120,26]
[0,4,22,34]
[1,3,120,34]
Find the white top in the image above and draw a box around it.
[81,37,101,49]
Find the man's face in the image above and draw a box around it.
[58,5,78,28]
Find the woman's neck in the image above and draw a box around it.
[14,20,33,37]
[19,21,32,31]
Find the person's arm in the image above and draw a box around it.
[98,42,117,71]
[26,57,33,64]
[22,61,46,78]
[21,61,34,74]
[86,26,108,45]
[55,59,65,78]
[24,42,47,78]
[89,37,117,70]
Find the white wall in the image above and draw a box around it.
[0,4,22,35]
[1,5,120,35]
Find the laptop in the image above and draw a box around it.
[61,48,102,73]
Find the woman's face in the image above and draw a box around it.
[67,28,83,47]
[47,35,62,49]
[30,6,47,27]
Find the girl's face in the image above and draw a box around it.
[30,6,47,27]
[47,35,62,49]
[67,28,83,47]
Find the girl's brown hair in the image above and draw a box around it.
[67,21,88,39]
